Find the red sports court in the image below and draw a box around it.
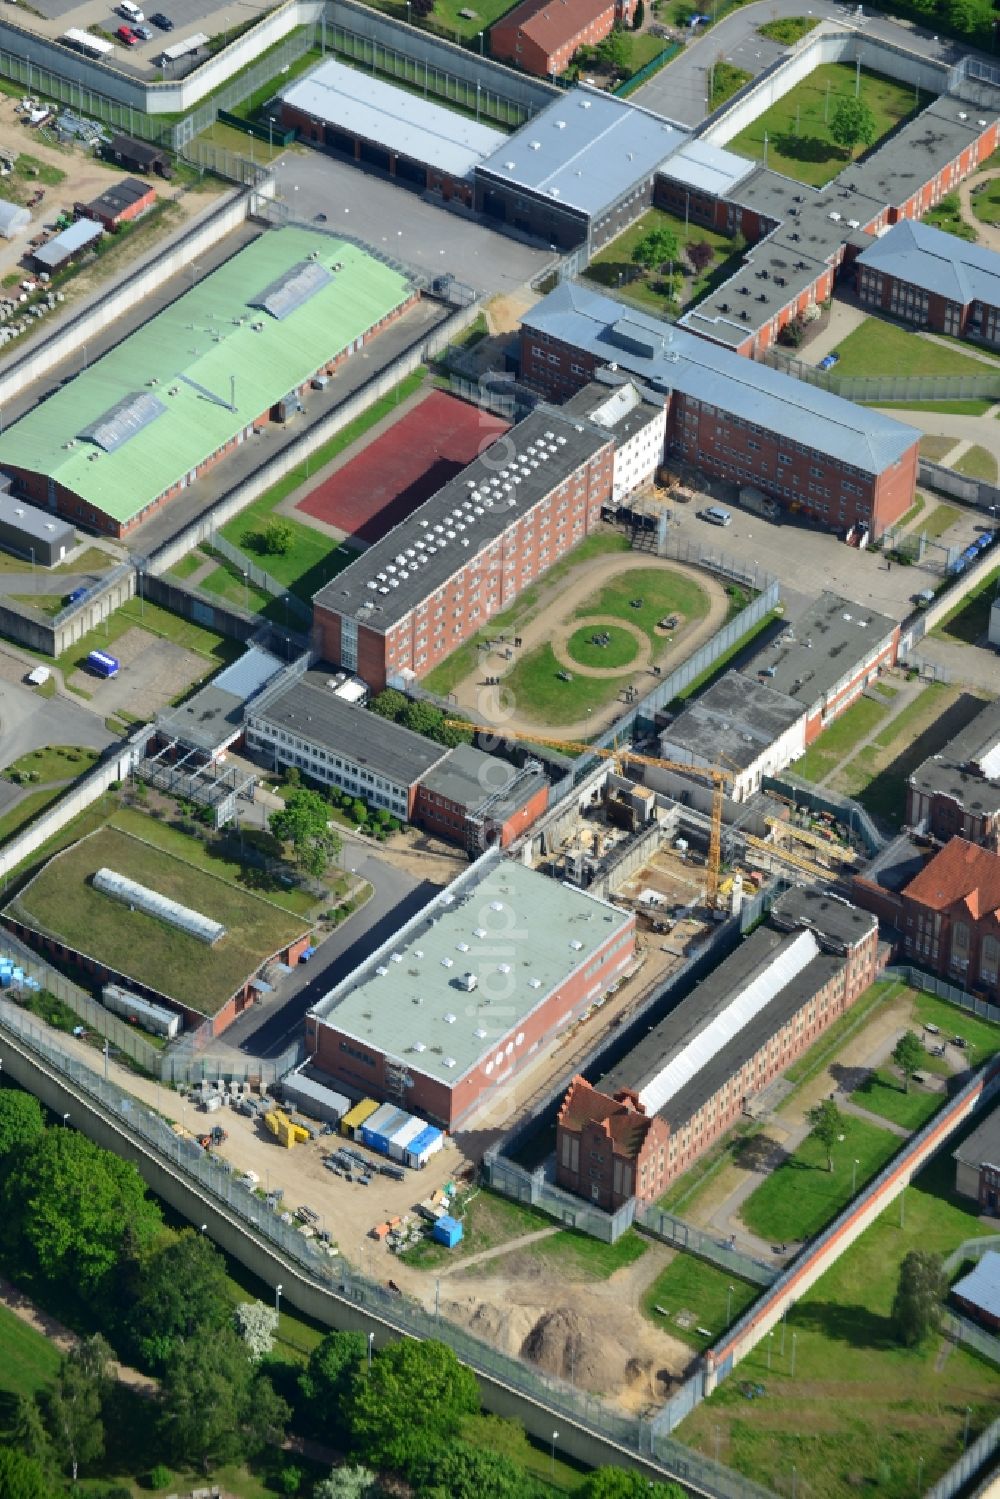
[296,390,510,544]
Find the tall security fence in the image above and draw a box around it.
[638,1206,778,1288]
[941,1234,1000,1276]
[763,348,1000,405]
[884,965,1000,1025]
[172,25,320,147]
[0,998,778,1499]
[918,456,1000,515]
[205,534,313,630]
[925,1417,1000,1499]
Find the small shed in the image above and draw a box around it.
[431,1214,463,1248]
[31,217,103,273]
[0,199,29,239]
[952,1251,1000,1333]
[104,133,172,179]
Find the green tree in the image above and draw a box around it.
[300,1331,368,1437]
[125,1228,231,1371]
[400,700,447,739]
[369,689,407,722]
[0,1447,50,1499]
[891,1249,947,1347]
[891,1030,925,1093]
[631,227,680,276]
[413,1441,544,1498]
[632,0,644,28]
[346,1340,479,1472]
[9,1397,51,1479]
[160,1328,286,1473]
[829,96,877,158]
[0,1090,44,1162]
[313,1467,382,1499]
[575,1472,687,1499]
[43,1335,112,1484]
[806,1098,844,1173]
[1,1130,161,1296]
[270,788,342,878]
[262,518,294,556]
[597,27,629,70]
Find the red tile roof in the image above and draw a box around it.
[557,1075,656,1157]
[493,0,613,51]
[904,836,1000,920]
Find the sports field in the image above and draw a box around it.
[296,390,509,543]
[6,826,309,1015]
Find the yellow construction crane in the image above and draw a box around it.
[444,720,728,909]
[764,816,857,864]
[741,831,840,882]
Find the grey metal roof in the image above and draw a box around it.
[743,591,898,710]
[313,404,611,630]
[660,137,754,198]
[563,376,664,444]
[857,831,929,896]
[476,88,687,218]
[524,282,919,474]
[0,198,29,237]
[33,217,102,268]
[952,1251,1000,1322]
[249,671,447,786]
[420,741,548,814]
[0,491,74,545]
[908,697,1000,819]
[953,1103,1000,1172]
[211,644,285,702]
[858,217,1000,308]
[79,391,167,453]
[280,58,507,181]
[660,670,805,774]
[768,887,877,952]
[311,853,633,1085]
[250,259,333,321]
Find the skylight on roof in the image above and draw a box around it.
[249,259,333,320]
[79,391,167,453]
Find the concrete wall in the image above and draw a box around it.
[145,298,480,574]
[899,541,1000,649]
[702,26,950,148]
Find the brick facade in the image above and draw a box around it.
[490,0,635,78]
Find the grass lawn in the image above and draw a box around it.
[851,1066,944,1131]
[758,15,819,42]
[399,1187,648,1279]
[365,0,521,40]
[933,564,1000,644]
[739,1114,902,1242]
[420,532,631,696]
[711,62,751,108]
[681,1148,1000,1499]
[919,502,962,539]
[790,695,889,783]
[922,192,978,243]
[641,1257,760,1350]
[573,567,709,642]
[872,398,995,415]
[0,1300,60,1397]
[911,991,1000,1069]
[832,318,992,379]
[49,596,239,678]
[217,367,426,602]
[9,593,65,617]
[200,562,273,615]
[969,174,1000,226]
[585,207,744,316]
[917,436,954,462]
[4,744,98,784]
[0,787,69,847]
[566,623,642,668]
[728,64,918,186]
[6,824,309,1015]
[783,979,906,1089]
[167,548,207,581]
[954,443,998,480]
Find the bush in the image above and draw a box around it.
[147,1465,171,1489]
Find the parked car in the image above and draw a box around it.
[818,353,839,371]
[915,588,935,607]
[116,25,139,44]
[133,22,154,38]
[150,10,173,26]
[699,505,732,527]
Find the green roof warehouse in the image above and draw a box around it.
[0,227,417,537]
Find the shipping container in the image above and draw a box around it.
[388,1115,425,1162]
[405,1125,445,1168]
[102,982,181,1039]
[339,1097,380,1138]
[362,1104,408,1156]
[281,1072,350,1124]
[432,1215,463,1248]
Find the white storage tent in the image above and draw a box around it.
[0,200,30,239]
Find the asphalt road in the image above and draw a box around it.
[0,657,117,768]
[221,827,439,1059]
[633,0,971,127]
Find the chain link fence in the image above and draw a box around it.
[639,1207,778,1287]
[884,966,1000,1025]
[205,535,313,629]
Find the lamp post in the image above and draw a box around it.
[550,1432,558,1481]
[62,1112,70,1127]
[766,1330,774,1371]
[200,1223,207,1234]
[243,570,249,612]
[275,1283,283,1321]
[726,1284,735,1323]
[478,28,483,52]
[367,1331,375,1372]
[790,1331,797,1377]
[852,1157,860,1194]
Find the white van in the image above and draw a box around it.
[119,2,144,22]
[700,505,732,527]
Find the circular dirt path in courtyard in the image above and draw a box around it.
[452,549,730,740]
[555,615,651,677]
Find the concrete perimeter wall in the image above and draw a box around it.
[898,539,1000,650]
[702,25,950,148]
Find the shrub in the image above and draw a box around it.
[147,1465,171,1489]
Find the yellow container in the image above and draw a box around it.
[340,1097,379,1137]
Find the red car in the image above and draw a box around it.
[116,23,139,43]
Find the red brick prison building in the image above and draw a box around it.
[907,698,1000,852]
[521,283,919,536]
[856,218,1000,345]
[490,0,635,79]
[305,850,636,1130]
[556,888,879,1210]
[312,405,614,692]
[953,1105,1000,1216]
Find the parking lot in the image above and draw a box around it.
[0,645,116,767]
[18,0,276,78]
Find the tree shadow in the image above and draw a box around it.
[772,131,846,167]
[791,1298,896,1352]
[732,1133,788,1172]
[829,1062,874,1095]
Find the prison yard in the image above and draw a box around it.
[728,64,922,185]
[584,207,745,316]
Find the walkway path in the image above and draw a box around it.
[0,1273,158,1397]
[840,1097,910,1138]
[452,549,729,742]
[436,1226,562,1277]
[958,168,1000,255]
[811,675,925,789]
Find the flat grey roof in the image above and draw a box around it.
[858,217,1000,308]
[769,886,876,950]
[311,852,633,1086]
[563,375,663,444]
[909,697,1000,819]
[660,669,804,773]
[845,95,998,213]
[953,1103,1000,1171]
[420,741,548,814]
[250,670,447,786]
[524,282,919,474]
[34,217,102,268]
[857,831,929,895]
[280,58,507,181]
[157,645,285,754]
[0,490,74,545]
[661,137,754,198]
[743,591,898,709]
[313,403,610,630]
[477,88,687,218]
